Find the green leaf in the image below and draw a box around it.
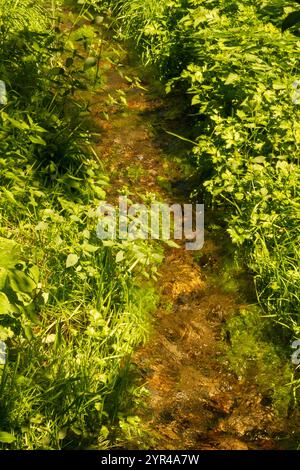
[0,267,8,290]
[82,242,99,253]
[235,192,244,201]
[28,265,40,284]
[16,291,32,306]
[23,325,34,342]
[191,94,200,105]
[0,293,12,315]
[7,116,29,130]
[66,254,79,268]
[1,189,19,206]
[29,135,46,145]
[54,322,62,352]
[84,57,97,69]
[102,241,115,247]
[35,221,48,231]
[100,426,109,439]
[49,67,65,76]
[165,240,180,249]
[0,431,16,443]
[94,186,106,199]
[65,57,74,67]
[225,73,239,85]
[57,428,67,440]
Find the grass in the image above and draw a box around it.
[0,0,161,449]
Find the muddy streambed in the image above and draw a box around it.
[82,42,296,450]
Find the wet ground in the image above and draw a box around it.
[82,44,294,449]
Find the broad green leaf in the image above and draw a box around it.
[1,189,19,206]
[95,16,104,25]
[235,192,244,201]
[82,242,99,253]
[16,291,32,306]
[191,94,200,105]
[102,240,115,247]
[66,254,79,268]
[7,116,29,130]
[94,186,106,199]
[65,57,74,67]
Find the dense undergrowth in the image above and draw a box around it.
[0,0,160,449]
[105,0,300,411]
[1,0,300,449]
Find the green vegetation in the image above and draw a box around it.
[1,0,300,450]
[109,0,300,412]
[0,0,160,449]
[225,307,293,416]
